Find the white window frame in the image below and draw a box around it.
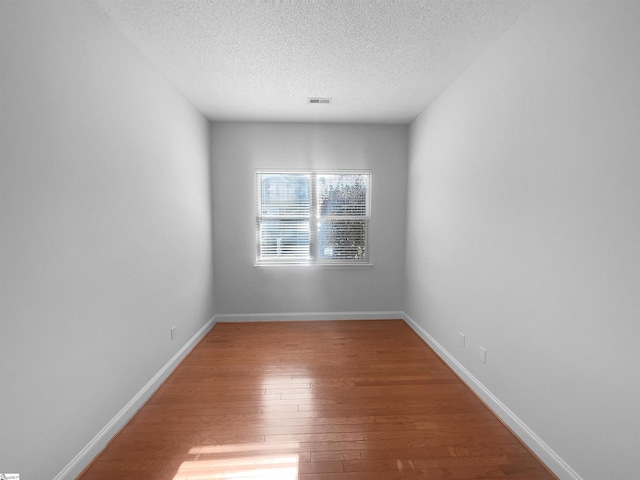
[255,169,372,267]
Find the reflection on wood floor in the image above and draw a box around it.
[78,319,557,479]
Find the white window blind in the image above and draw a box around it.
[256,170,371,265]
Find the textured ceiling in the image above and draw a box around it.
[95,0,533,124]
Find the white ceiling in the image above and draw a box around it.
[95,0,533,124]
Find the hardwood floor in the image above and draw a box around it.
[78,320,557,479]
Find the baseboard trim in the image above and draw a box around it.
[213,311,405,323]
[53,316,216,480]
[402,313,582,480]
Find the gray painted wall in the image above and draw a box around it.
[0,1,214,478]
[405,1,640,479]
[211,122,408,316]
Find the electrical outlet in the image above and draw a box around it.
[170,326,176,341]
[480,346,487,364]
[459,332,466,348]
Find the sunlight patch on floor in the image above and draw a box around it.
[173,443,300,480]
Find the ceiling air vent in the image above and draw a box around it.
[308,97,332,104]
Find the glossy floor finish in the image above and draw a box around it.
[79,320,557,479]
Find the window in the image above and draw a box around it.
[256,170,371,266]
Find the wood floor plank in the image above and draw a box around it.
[78,320,557,480]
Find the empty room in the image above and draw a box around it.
[1,0,639,479]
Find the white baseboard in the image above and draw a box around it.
[402,313,582,480]
[213,311,405,323]
[53,316,216,480]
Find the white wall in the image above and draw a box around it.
[211,122,407,317]
[0,1,214,478]
[405,1,640,479]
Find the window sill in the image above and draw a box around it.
[254,262,372,269]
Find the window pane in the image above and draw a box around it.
[318,173,368,217]
[260,173,310,217]
[318,220,368,261]
[260,220,310,258]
